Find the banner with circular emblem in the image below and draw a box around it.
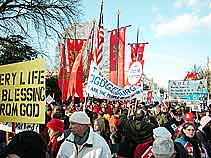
[127,61,143,85]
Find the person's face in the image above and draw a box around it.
[70,122,87,137]
[48,128,59,138]
[183,125,195,138]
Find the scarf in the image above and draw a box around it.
[185,136,201,158]
[48,133,62,158]
[74,127,90,145]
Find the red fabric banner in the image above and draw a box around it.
[118,27,126,87]
[130,43,145,62]
[184,72,196,80]
[109,29,118,84]
[68,30,93,101]
[58,44,68,101]
[67,39,84,101]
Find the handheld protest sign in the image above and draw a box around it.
[0,59,46,124]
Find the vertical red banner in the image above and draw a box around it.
[118,27,126,87]
[109,29,118,84]
[58,43,68,101]
[67,39,84,101]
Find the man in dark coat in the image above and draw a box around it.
[125,109,155,158]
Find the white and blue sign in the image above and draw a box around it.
[86,62,143,100]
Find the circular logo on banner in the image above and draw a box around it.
[127,61,143,85]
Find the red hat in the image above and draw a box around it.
[47,118,64,133]
[184,112,195,122]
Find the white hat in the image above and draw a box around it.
[69,111,90,124]
[153,127,172,139]
[200,116,211,128]
[152,127,174,158]
[152,138,174,158]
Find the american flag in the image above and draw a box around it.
[95,1,104,65]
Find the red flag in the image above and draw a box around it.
[118,27,126,87]
[130,43,145,62]
[68,28,93,101]
[109,29,118,84]
[58,43,68,101]
[147,90,153,102]
[67,39,85,101]
[184,72,196,80]
[95,2,104,65]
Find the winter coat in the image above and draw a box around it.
[175,137,208,158]
[125,118,155,157]
[56,127,111,158]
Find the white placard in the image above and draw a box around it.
[127,61,143,85]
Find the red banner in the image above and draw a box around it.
[68,29,93,101]
[109,29,118,84]
[58,44,68,101]
[130,43,145,62]
[67,39,84,101]
[118,27,126,87]
[184,72,196,80]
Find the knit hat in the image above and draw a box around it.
[153,127,172,139]
[184,112,195,122]
[200,116,211,128]
[69,111,90,124]
[47,118,64,133]
[152,127,174,157]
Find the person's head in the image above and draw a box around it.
[135,109,145,121]
[69,111,90,137]
[152,127,174,158]
[53,105,62,114]
[3,131,47,158]
[154,106,161,115]
[182,122,196,138]
[47,118,64,138]
[161,105,168,113]
[184,112,195,123]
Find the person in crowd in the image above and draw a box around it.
[109,107,121,157]
[125,109,155,158]
[93,111,105,135]
[47,118,65,158]
[57,111,111,158]
[197,116,211,157]
[0,131,47,158]
[52,105,70,130]
[174,111,195,139]
[175,122,208,158]
[134,127,175,158]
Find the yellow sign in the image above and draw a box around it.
[0,59,46,124]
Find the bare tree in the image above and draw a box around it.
[0,0,83,38]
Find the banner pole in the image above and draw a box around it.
[12,122,16,137]
[5,131,8,144]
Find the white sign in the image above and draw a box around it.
[46,95,55,104]
[168,79,207,99]
[0,122,39,133]
[127,61,143,85]
[86,62,143,100]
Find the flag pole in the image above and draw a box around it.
[116,9,120,86]
[136,27,139,61]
